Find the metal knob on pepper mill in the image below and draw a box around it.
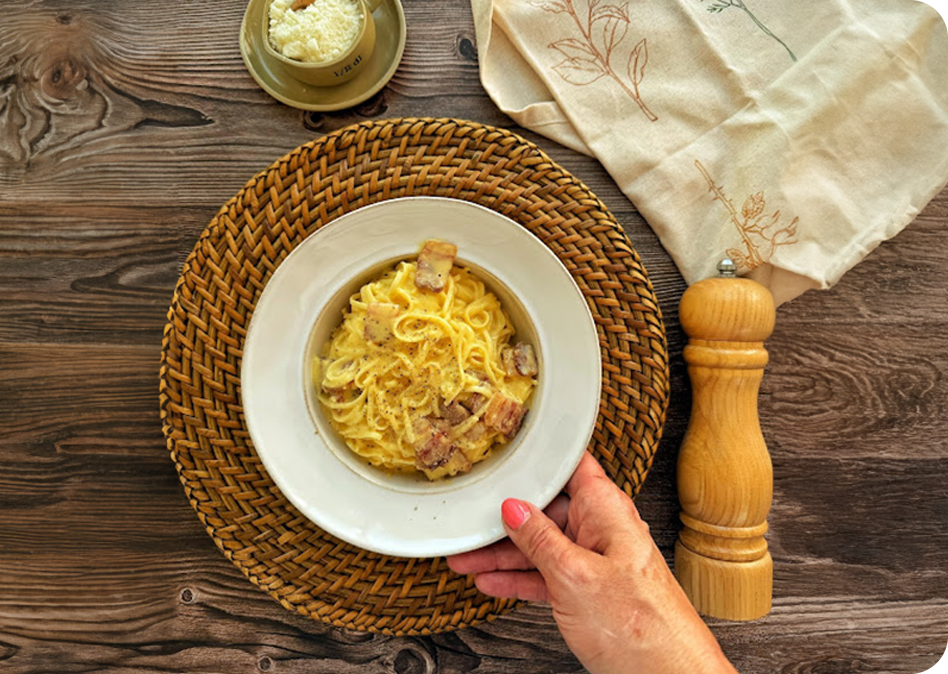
[674,259,776,621]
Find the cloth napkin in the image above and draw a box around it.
[471,0,948,305]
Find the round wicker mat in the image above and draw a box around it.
[159,118,669,636]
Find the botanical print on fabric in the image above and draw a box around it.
[529,0,658,122]
[695,160,798,271]
[699,0,797,62]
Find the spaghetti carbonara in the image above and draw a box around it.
[316,240,539,480]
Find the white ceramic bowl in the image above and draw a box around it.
[241,197,601,557]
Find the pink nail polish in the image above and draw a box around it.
[502,498,530,529]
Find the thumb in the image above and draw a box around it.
[501,498,587,584]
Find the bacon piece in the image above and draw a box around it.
[513,343,539,377]
[425,447,471,480]
[364,302,400,344]
[443,401,472,426]
[414,240,457,292]
[460,392,487,414]
[501,346,517,376]
[483,394,526,438]
[413,418,471,479]
[464,421,487,443]
[413,418,450,463]
[429,417,452,435]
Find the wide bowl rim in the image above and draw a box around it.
[240,196,602,557]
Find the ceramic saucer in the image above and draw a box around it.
[239,0,406,111]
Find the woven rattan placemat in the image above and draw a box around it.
[159,118,669,636]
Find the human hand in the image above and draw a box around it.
[446,452,737,674]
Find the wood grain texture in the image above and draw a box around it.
[0,0,946,672]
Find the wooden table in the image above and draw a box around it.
[1,1,946,672]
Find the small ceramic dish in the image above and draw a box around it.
[241,197,602,558]
[239,0,406,111]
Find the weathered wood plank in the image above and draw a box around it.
[1,531,945,674]
[0,344,161,445]
[762,326,948,460]
[771,458,948,574]
[714,599,948,674]
[5,419,945,596]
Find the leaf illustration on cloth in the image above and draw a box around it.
[551,38,598,60]
[554,58,607,85]
[539,0,658,122]
[695,160,799,271]
[592,2,629,23]
[742,191,766,219]
[601,14,630,58]
[698,0,796,61]
[628,39,648,88]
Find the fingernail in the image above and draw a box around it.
[501,498,531,530]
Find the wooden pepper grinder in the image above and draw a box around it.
[674,259,776,621]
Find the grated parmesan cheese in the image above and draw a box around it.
[268,0,363,63]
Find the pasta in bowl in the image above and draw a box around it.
[315,240,539,481]
[242,197,600,557]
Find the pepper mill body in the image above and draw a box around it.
[674,263,776,621]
